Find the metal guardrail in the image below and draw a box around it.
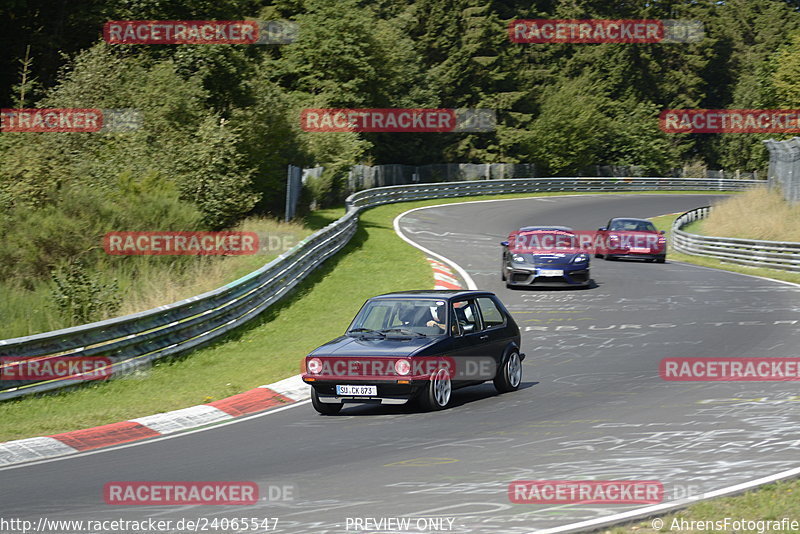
[345,177,759,210]
[0,211,359,400]
[672,206,800,272]
[0,177,762,400]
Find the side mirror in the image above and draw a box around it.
[598,227,606,231]
[660,230,666,235]
[500,241,509,247]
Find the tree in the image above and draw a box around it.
[178,116,259,229]
[772,32,800,106]
[524,77,610,175]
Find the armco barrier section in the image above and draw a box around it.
[345,177,757,210]
[0,177,761,400]
[672,206,800,272]
[0,211,359,400]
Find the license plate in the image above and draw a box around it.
[336,385,377,396]
[537,269,563,276]
[629,247,650,253]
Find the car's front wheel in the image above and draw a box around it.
[494,351,522,393]
[311,388,342,415]
[655,255,666,263]
[419,368,452,411]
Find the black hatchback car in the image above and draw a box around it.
[302,290,524,414]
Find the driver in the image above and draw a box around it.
[426,302,447,331]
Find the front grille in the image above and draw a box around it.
[511,273,530,282]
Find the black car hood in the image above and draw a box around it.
[309,335,440,357]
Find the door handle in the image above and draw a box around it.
[480,335,489,340]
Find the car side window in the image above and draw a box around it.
[451,299,480,335]
[476,297,506,329]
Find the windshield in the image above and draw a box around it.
[610,219,657,232]
[512,231,578,252]
[348,298,448,337]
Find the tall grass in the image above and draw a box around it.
[0,216,310,339]
[703,187,800,241]
[649,213,800,285]
[116,217,310,316]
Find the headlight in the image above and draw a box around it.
[571,253,589,263]
[512,254,525,263]
[306,358,322,374]
[395,359,411,376]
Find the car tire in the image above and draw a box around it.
[604,255,615,261]
[656,255,666,264]
[494,351,522,393]
[595,253,603,258]
[311,388,342,415]
[501,264,507,281]
[419,368,452,411]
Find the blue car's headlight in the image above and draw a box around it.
[571,253,589,264]
[512,254,525,263]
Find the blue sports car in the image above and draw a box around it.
[501,226,591,287]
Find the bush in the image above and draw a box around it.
[0,176,203,285]
[50,258,121,325]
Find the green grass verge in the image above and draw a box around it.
[649,214,800,286]
[607,479,800,533]
[0,190,735,442]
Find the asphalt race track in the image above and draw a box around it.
[3,194,800,534]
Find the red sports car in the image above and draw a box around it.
[595,218,667,263]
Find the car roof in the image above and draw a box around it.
[371,290,495,300]
[518,226,574,232]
